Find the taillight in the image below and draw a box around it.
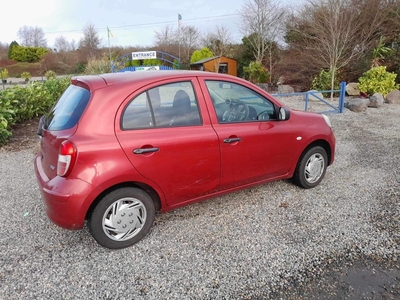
[57,140,77,177]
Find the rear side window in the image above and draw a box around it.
[44,84,90,131]
[122,81,201,129]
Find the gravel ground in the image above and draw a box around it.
[0,97,399,299]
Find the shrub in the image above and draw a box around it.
[243,61,270,83]
[0,76,70,145]
[311,68,340,96]
[358,66,399,97]
[45,70,57,80]
[84,58,111,75]
[1,68,9,80]
[21,71,31,81]
[10,45,48,63]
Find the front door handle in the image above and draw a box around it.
[133,147,159,154]
[223,138,242,143]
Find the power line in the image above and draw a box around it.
[44,13,240,35]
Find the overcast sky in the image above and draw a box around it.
[0,0,243,47]
[1,0,303,49]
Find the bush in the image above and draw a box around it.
[243,61,270,83]
[10,45,48,63]
[311,68,340,96]
[21,71,31,81]
[1,68,9,80]
[45,70,57,80]
[358,66,399,97]
[84,58,111,75]
[0,76,70,145]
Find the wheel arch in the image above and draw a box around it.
[300,139,333,166]
[85,181,162,220]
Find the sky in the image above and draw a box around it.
[0,0,304,50]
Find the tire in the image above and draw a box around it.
[293,146,328,189]
[88,187,155,249]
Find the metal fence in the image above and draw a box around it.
[271,81,347,114]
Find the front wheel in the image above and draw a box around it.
[293,146,328,189]
[88,187,155,249]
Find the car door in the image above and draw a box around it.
[115,79,220,207]
[202,80,295,190]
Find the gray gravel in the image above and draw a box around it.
[0,98,399,299]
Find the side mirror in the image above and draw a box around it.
[278,107,290,121]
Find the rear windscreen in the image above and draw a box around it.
[44,84,90,131]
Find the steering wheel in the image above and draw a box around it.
[223,101,250,122]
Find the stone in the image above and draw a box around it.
[344,98,369,112]
[304,90,324,102]
[346,83,360,96]
[385,90,400,105]
[368,93,384,108]
[255,83,269,92]
[277,85,294,94]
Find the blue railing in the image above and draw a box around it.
[117,65,175,72]
[272,81,346,114]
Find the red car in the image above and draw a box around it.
[34,71,335,249]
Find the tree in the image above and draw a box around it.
[8,41,19,59]
[54,36,73,53]
[17,26,47,47]
[190,47,213,63]
[78,23,101,60]
[154,25,201,68]
[286,0,388,99]
[0,42,8,60]
[239,0,284,63]
[202,25,233,72]
[179,25,201,68]
[154,25,177,53]
[239,0,285,83]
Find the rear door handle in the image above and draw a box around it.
[133,147,159,154]
[223,138,242,143]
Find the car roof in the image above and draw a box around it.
[72,70,239,91]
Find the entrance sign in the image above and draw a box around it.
[112,50,180,72]
[132,51,157,60]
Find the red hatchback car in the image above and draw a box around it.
[34,70,335,249]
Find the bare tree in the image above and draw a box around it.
[287,0,388,99]
[179,25,201,67]
[154,25,177,53]
[239,0,285,63]
[17,25,47,47]
[202,25,233,72]
[78,23,101,60]
[54,36,73,53]
[0,42,8,60]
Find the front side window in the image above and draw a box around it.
[205,80,277,123]
[122,81,201,130]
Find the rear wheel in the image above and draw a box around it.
[293,146,328,189]
[88,187,155,249]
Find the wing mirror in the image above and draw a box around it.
[278,107,290,121]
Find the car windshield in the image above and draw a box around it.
[44,84,90,131]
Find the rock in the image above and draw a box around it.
[346,83,360,96]
[385,90,400,105]
[344,98,369,112]
[368,93,384,108]
[278,85,294,94]
[256,83,269,92]
[304,90,324,102]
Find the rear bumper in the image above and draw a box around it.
[34,155,92,230]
